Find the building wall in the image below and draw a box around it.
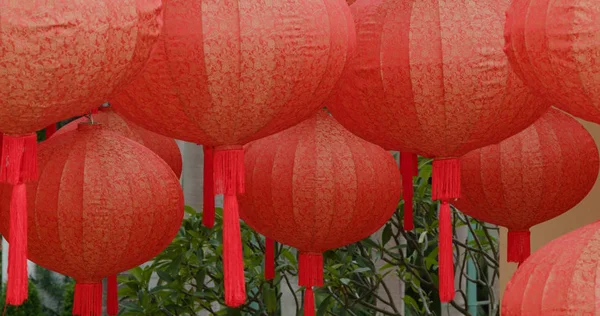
[499,118,600,301]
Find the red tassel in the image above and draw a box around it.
[507,230,531,263]
[223,195,246,307]
[412,153,419,176]
[214,147,245,195]
[299,253,323,316]
[304,287,315,316]
[265,237,275,280]
[45,124,57,139]
[107,275,118,315]
[6,183,28,306]
[400,152,415,231]
[21,135,38,183]
[203,146,215,228]
[72,283,102,316]
[431,158,460,303]
[438,201,454,302]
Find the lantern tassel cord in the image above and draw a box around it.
[432,158,460,302]
[107,275,118,315]
[73,283,102,316]
[265,237,275,280]
[203,146,215,228]
[507,230,531,263]
[299,253,323,316]
[214,147,246,307]
[45,124,57,139]
[1,134,37,305]
[400,152,415,231]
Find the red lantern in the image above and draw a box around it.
[454,108,599,263]
[502,220,600,315]
[111,0,355,306]
[327,0,549,301]
[239,110,401,316]
[0,2,163,304]
[505,1,600,124]
[55,106,182,178]
[0,123,184,316]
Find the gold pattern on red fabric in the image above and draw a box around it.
[328,0,549,158]
[502,219,600,315]
[454,108,598,233]
[0,1,163,135]
[111,0,356,147]
[505,0,600,125]
[55,107,182,178]
[0,124,184,283]
[238,110,401,253]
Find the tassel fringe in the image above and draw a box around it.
[107,275,119,315]
[265,237,275,280]
[223,195,246,307]
[203,146,215,228]
[214,148,244,195]
[507,230,531,263]
[299,253,323,316]
[400,152,415,231]
[438,201,454,302]
[431,159,460,201]
[304,287,315,316]
[6,183,28,305]
[73,283,102,316]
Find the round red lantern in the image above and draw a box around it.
[505,1,600,124]
[0,123,184,315]
[502,220,600,315]
[454,108,599,263]
[239,110,401,315]
[55,106,182,178]
[111,0,356,306]
[327,0,549,301]
[0,2,163,304]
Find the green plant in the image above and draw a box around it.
[0,280,43,316]
[59,280,75,316]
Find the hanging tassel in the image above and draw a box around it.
[45,124,57,139]
[107,275,118,315]
[1,134,37,306]
[223,195,246,307]
[214,147,246,307]
[507,230,531,264]
[203,146,215,228]
[431,158,460,303]
[265,237,275,280]
[298,253,323,316]
[72,283,102,316]
[304,287,315,316]
[6,183,28,306]
[400,152,415,231]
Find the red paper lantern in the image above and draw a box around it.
[502,220,600,315]
[55,106,182,178]
[239,110,400,315]
[505,1,600,124]
[0,123,184,316]
[454,108,599,263]
[0,2,163,304]
[327,0,549,301]
[111,0,355,306]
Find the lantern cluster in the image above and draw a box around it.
[1,0,599,314]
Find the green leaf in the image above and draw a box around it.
[156,270,174,282]
[317,295,333,316]
[382,223,393,245]
[340,278,351,285]
[129,267,143,282]
[352,267,371,274]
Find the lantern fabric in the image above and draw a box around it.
[0,2,163,304]
[55,106,183,178]
[502,220,600,315]
[454,108,599,263]
[239,110,401,315]
[0,123,184,316]
[111,0,355,306]
[505,1,600,124]
[327,0,549,301]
